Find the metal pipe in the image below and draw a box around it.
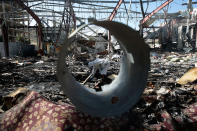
[57,21,150,117]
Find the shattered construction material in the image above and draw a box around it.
[57,21,150,117]
[88,58,110,75]
[0,42,35,57]
[177,67,197,85]
[0,51,197,130]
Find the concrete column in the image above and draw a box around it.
[196,24,197,49]
[1,22,9,57]
[1,1,9,57]
[178,26,183,50]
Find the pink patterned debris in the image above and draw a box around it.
[161,111,175,131]
[183,102,197,122]
[0,91,128,131]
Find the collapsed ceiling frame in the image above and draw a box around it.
[0,0,190,53]
[0,0,77,50]
[1,0,170,27]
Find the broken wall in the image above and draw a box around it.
[0,42,35,57]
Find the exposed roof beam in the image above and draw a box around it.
[2,0,163,3]
[182,2,197,5]
[18,0,162,4]
[71,0,163,4]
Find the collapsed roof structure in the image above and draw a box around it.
[1,0,181,56]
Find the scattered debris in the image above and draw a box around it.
[107,74,117,80]
[156,87,170,95]
[0,51,197,130]
[177,67,197,85]
[1,88,29,111]
[88,58,110,75]
[183,102,197,122]
[1,0,197,130]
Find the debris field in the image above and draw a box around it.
[0,51,197,130]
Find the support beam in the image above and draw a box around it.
[56,0,68,43]
[108,0,123,54]
[1,1,9,57]
[0,19,9,57]
[140,0,173,27]
[15,0,43,49]
[56,0,76,43]
[182,2,197,5]
[69,1,76,29]
[139,0,145,37]
[109,0,123,21]
[196,24,197,50]
[139,0,145,18]
[186,0,192,34]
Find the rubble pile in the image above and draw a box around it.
[0,51,197,130]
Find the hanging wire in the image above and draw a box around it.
[123,0,129,25]
[135,3,138,29]
[162,1,169,25]
[144,0,149,15]
[127,0,132,25]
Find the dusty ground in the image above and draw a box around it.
[0,51,197,130]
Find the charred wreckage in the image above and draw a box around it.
[0,0,197,131]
